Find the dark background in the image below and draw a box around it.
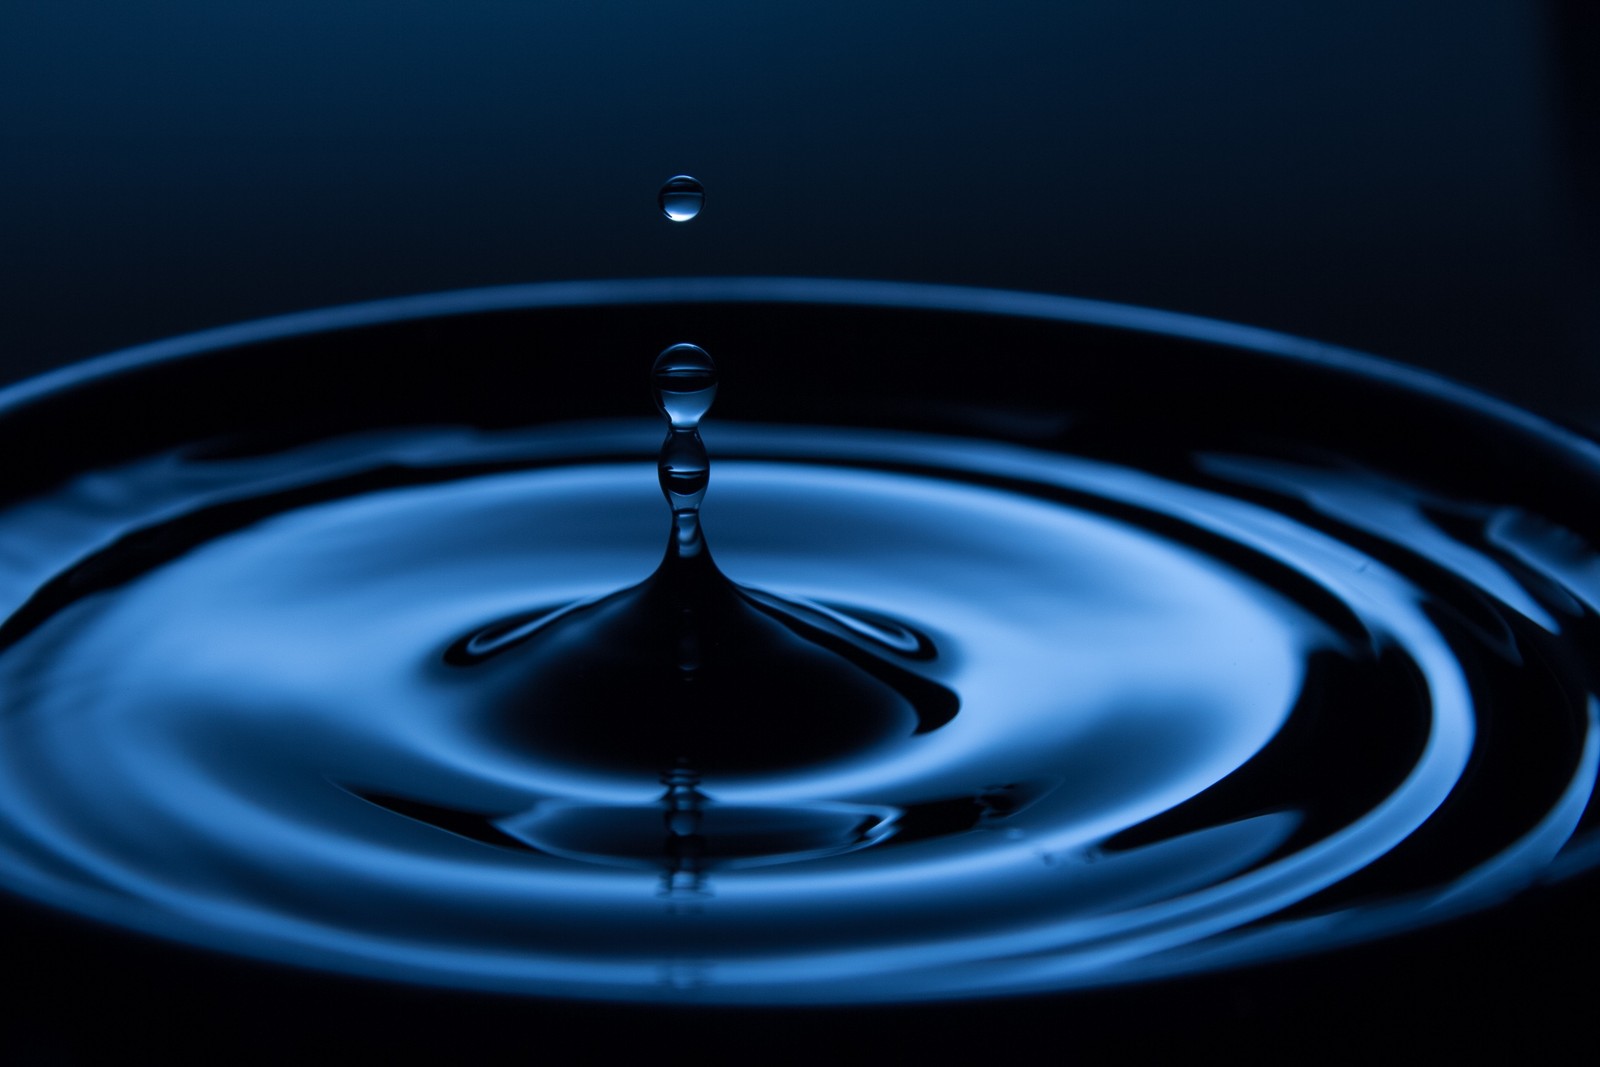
[2,2,1597,423]
[2,1,1598,1059]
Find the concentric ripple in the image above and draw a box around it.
[0,415,1596,1003]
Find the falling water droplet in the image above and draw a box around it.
[658,175,705,222]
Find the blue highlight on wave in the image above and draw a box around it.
[0,281,1594,1003]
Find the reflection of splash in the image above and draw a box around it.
[658,957,711,994]
[655,765,711,999]
[424,788,901,871]
[659,764,710,908]
[353,781,1073,869]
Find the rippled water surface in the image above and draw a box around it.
[1,400,1596,1002]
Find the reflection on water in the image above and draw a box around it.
[0,418,1592,1002]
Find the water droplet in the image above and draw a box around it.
[658,429,710,514]
[658,174,705,222]
[652,343,717,430]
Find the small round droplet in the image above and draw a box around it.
[658,429,710,513]
[652,343,718,430]
[658,175,705,222]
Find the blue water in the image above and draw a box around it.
[0,411,1593,1003]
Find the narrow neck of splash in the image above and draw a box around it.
[671,507,705,559]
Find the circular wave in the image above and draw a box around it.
[0,410,1593,1003]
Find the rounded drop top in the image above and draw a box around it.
[652,343,718,429]
[658,175,705,221]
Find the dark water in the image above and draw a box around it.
[0,281,1597,1008]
